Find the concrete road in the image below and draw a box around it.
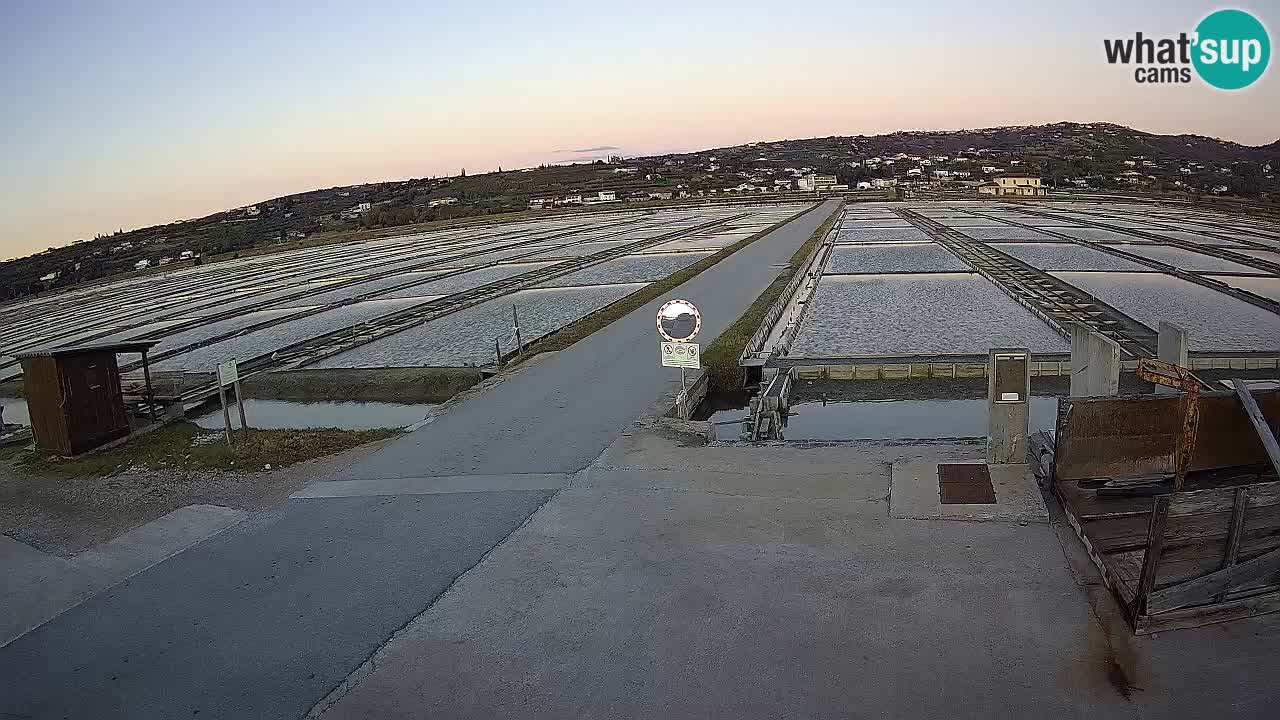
[0,200,839,719]
[318,424,1280,720]
[338,200,838,479]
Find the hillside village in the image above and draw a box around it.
[5,122,1278,300]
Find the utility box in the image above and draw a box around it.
[16,341,159,456]
[988,348,1031,465]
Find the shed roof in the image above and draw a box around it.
[15,340,160,360]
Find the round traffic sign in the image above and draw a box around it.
[656,299,701,342]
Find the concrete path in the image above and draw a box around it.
[0,200,839,719]
[316,423,1280,720]
[336,200,838,480]
[0,504,247,647]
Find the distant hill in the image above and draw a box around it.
[4,121,1276,301]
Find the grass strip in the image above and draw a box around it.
[700,206,840,391]
[17,421,398,478]
[512,203,828,362]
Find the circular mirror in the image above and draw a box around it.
[657,299,701,342]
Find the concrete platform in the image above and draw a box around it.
[312,424,1280,719]
[1,504,248,647]
[890,458,1049,524]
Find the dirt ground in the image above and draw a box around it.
[0,423,398,556]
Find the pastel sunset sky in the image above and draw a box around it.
[2,0,1276,259]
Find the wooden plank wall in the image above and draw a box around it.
[18,356,70,454]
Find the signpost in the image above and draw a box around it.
[656,299,702,415]
[216,359,248,446]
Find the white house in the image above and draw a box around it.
[179,250,196,261]
[427,197,458,208]
[134,259,151,270]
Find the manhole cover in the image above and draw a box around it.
[938,463,996,504]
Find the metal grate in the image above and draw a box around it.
[938,463,996,504]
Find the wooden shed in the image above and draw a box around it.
[16,341,159,456]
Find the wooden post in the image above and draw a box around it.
[512,304,522,355]
[1134,495,1172,618]
[1215,487,1249,603]
[140,349,158,423]
[218,385,233,447]
[494,337,502,367]
[234,378,248,440]
[1233,379,1280,478]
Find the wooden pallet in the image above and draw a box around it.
[1052,389,1280,633]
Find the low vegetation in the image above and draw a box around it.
[701,208,840,391]
[513,204,822,360]
[17,421,398,478]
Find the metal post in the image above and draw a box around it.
[219,385,233,447]
[140,349,158,423]
[234,378,248,440]
[512,304,522,355]
[494,337,502,367]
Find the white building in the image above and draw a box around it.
[427,197,458,208]
[134,259,151,270]
[796,174,837,192]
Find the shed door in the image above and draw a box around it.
[62,354,129,452]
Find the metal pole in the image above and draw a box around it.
[219,384,232,447]
[234,378,248,440]
[140,349,158,423]
[495,337,502,367]
[512,304,522,354]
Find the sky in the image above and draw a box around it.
[1,0,1277,260]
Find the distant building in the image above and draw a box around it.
[648,189,674,201]
[527,198,549,210]
[427,197,458,208]
[355,202,372,212]
[796,174,837,191]
[134,259,151,270]
[158,256,173,266]
[978,173,1047,197]
[179,250,196,261]
[563,194,583,205]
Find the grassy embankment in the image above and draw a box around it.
[699,207,839,391]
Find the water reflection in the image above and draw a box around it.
[194,399,433,431]
[711,396,1059,441]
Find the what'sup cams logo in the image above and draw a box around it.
[1104,9,1270,89]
